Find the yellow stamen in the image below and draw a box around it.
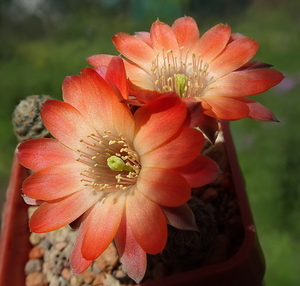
[151,48,209,98]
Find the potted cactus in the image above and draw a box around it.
[1,16,283,286]
[0,120,265,286]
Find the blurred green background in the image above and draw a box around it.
[1,0,299,285]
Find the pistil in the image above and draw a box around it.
[107,155,135,172]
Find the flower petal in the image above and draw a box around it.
[70,227,93,274]
[123,61,154,89]
[114,212,147,284]
[202,96,250,120]
[89,56,130,100]
[161,204,198,231]
[22,163,85,200]
[126,192,167,254]
[22,195,43,206]
[137,168,191,207]
[191,23,231,63]
[87,54,115,68]
[134,31,151,46]
[62,68,111,123]
[171,16,200,48]
[241,97,278,122]
[29,190,98,232]
[174,155,220,188]
[209,37,259,78]
[80,194,125,260]
[129,89,164,106]
[17,138,76,171]
[182,98,202,128]
[141,127,205,168]
[237,60,273,71]
[150,20,179,52]
[62,68,134,138]
[113,32,157,70]
[105,56,129,100]
[133,93,187,155]
[41,100,97,150]
[206,69,284,97]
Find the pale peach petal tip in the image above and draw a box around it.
[21,195,43,206]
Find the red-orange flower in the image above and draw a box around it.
[88,16,284,123]
[17,67,219,283]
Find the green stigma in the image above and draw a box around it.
[107,156,134,172]
[175,74,187,97]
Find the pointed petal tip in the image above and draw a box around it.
[69,234,94,275]
[115,228,147,284]
[271,116,280,123]
[22,194,43,206]
[70,260,92,275]
[119,253,146,284]
[161,204,198,231]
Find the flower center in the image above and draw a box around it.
[76,131,140,192]
[151,49,209,98]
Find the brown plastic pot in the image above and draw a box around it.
[0,121,265,286]
[0,148,31,286]
[140,120,266,286]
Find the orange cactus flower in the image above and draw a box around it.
[17,67,219,283]
[88,16,284,125]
